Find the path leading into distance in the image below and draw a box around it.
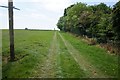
[58,32,108,78]
[34,31,108,78]
[35,31,58,78]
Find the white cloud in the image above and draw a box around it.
[24,0,72,13]
[1,0,118,29]
[0,0,72,12]
[38,0,72,12]
[0,13,3,16]
[71,0,118,2]
[3,0,117,2]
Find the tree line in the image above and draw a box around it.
[57,1,120,54]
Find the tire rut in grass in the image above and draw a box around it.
[37,31,58,78]
[58,32,108,78]
[57,32,86,78]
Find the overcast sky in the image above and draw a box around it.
[0,0,118,30]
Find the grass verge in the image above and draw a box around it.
[60,32,118,77]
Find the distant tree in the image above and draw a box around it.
[25,28,28,30]
[57,17,64,31]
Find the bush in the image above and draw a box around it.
[25,28,28,30]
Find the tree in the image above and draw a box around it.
[57,16,65,31]
[112,1,120,40]
[57,2,113,43]
[25,28,28,30]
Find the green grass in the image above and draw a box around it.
[60,32,118,77]
[2,30,118,78]
[2,30,54,78]
[56,32,86,78]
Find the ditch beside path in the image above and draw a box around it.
[58,32,108,78]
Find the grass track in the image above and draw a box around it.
[32,31,58,78]
[2,30,118,78]
[60,32,118,78]
[57,32,86,78]
[58,32,107,78]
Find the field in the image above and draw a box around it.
[2,30,118,78]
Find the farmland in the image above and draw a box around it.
[2,30,118,78]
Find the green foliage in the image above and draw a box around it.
[57,2,115,43]
[57,17,64,31]
[112,1,120,40]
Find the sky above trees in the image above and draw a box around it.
[0,0,118,30]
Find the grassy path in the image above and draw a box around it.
[57,32,86,78]
[34,31,58,78]
[58,32,108,78]
[2,30,118,78]
[33,31,86,78]
[33,31,117,78]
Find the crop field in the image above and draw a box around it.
[2,30,118,78]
